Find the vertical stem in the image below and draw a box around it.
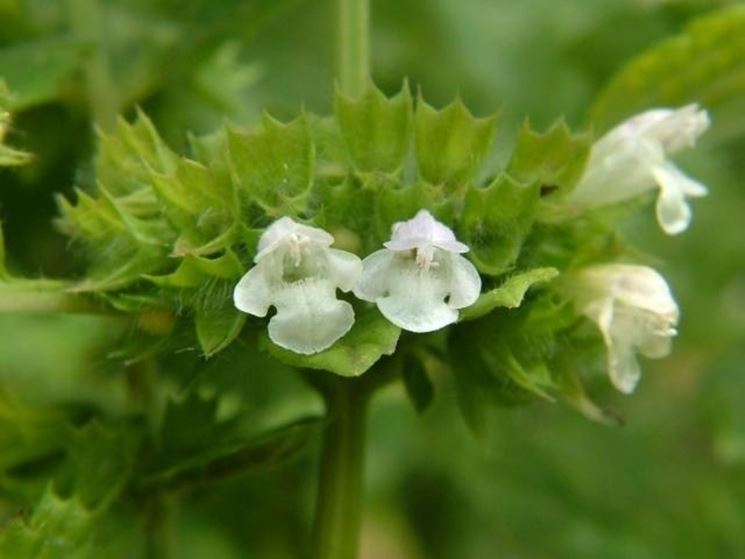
[311,378,369,559]
[67,0,118,131]
[337,0,370,97]
[311,2,373,556]
[144,492,175,559]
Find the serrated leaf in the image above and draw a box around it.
[460,175,539,275]
[507,120,591,195]
[0,389,69,473]
[373,181,456,244]
[414,95,498,185]
[402,356,434,414]
[149,156,238,253]
[450,327,534,435]
[589,6,745,140]
[138,417,320,491]
[68,422,136,510]
[227,112,314,215]
[262,307,400,377]
[0,486,95,559]
[97,110,178,197]
[159,384,230,455]
[335,82,412,173]
[460,267,559,321]
[195,304,247,357]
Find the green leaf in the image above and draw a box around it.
[402,356,435,414]
[137,417,320,491]
[68,422,137,510]
[460,267,559,321]
[149,156,238,253]
[552,365,618,426]
[506,120,591,195]
[146,251,243,288]
[589,6,745,140]
[227,112,315,215]
[195,304,247,357]
[262,307,401,377]
[0,486,96,559]
[414,95,498,185]
[449,327,533,435]
[335,82,412,173]
[96,110,178,197]
[0,389,69,473]
[0,35,83,111]
[460,175,540,275]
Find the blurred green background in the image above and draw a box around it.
[1,0,744,557]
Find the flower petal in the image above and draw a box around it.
[233,266,272,317]
[652,163,707,235]
[606,328,643,394]
[327,248,363,292]
[269,279,355,354]
[256,217,334,260]
[353,249,397,302]
[374,258,458,332]
[444,254,481,309]
[384,209,469,253]
[638,332,673,359]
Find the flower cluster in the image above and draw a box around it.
[234,103,707,395]
[233,210,479,354]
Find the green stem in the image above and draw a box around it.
[67,0,118,130]
[311,377,369,559]
[0,281,115,314]
[144,492,175,559]
[337,0,370,97]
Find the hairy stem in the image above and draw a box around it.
[0,281,115,314]
[311,377,369,559]
[337,0,370,97]
[67,0,118,130]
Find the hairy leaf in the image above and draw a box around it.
[507,119,591,196]
[460,175,540,276]
[414,95,498,185]
[195,304,247,357]
[0,486,96,559]
[461,267,559,321]
[227,113,315,215]
[335,82,412,173]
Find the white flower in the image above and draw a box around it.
[569,104,709,235]
[570,264,679,394]
[233,217,362,355]
[354,210,481,332]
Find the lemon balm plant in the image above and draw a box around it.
[1,1,742,558]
